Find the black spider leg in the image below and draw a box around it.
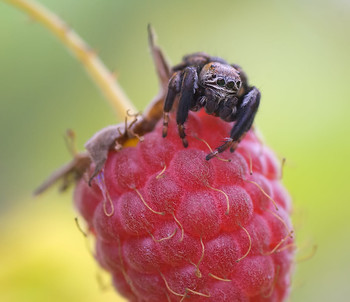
[206,87,261,160]
[162,71,182,137]
[176,66,198,147]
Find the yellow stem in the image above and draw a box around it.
[3,0,137,119]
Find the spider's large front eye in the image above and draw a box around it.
[226,81,235,89]
[217,78,225,86]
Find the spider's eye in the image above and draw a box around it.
[236,80,242,88]
[217,78,225,86]
[226,81,235,89]
[211,74,216,79]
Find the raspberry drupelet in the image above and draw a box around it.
[74,110,295,302]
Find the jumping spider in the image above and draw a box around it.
[162,52,260,160]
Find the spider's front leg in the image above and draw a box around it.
[162,66,198,147]
[162,71,182,137]
[206,87,261,160]
[175,66,198,147]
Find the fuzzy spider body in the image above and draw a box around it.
[162,52,261,160]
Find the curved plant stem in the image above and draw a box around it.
[3,0,137,119]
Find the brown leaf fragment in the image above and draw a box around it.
[148,24,172,89]
[132,25,172,136]
[85,124,128,184]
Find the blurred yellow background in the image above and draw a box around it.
[1,0,349,301]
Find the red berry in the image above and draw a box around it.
[74,111,294,301]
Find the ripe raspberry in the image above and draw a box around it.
[74,110,294,302]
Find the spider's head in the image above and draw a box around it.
[200,62,242,96]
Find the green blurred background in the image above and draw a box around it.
[1,0,349,301]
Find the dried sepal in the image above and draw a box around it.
[34,151,91,195]
[35,25,172,194]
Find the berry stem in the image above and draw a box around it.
[3,0,137,119]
